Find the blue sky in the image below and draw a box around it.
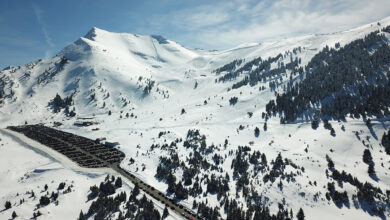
[1,0,390,69]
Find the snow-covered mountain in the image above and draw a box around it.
[1,16,390,220]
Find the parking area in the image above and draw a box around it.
[7,125,124,168]
[7,124,202,220]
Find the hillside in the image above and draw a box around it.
[1,16,390,220]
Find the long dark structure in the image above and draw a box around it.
[7,124,125,168]
[7,124,202,220]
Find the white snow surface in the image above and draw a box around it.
[1,16,390,220]
[0,129,181,220]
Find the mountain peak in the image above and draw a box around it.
[150,35,169,44]
[2,16,390,220]
[83,26,103,40]
[83,27,170,45]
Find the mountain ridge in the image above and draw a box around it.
[1,16,390,220]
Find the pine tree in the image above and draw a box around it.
[229,97,238,105]
[58,182,66,190]
[12,211,17,219]
[4,201,11,209]
[253,210,262,219]
[254,127,260,137]
[382,130,390,155]
[163,206,169,218]
[132,184,140,197]
[115,177,122,188]
[366,119,372,127]
[363,149,373,164]
[174,181,188,199]
[39,196,50,206]
[193,200,198,209]
[368,164,376,176]
[297,208,305,220]
[326,155,334,169]
[78,210,85,220]
[330,128,336,136]
[311,119,319,129]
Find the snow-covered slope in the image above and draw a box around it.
[1,16,390,220]
[0,129,181,220]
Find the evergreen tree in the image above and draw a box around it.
[261,153,267,165]
[163,206,169,218]
[58,182,66,190]
[88,185,99,200]
[330,128,336,136]
[326,155,334,169]
[12,211,17,219]
[297,208,305,220]
[363,149,373,164]
[132,184,140,197]
[115,177,122,188]
[174,181,188,200]
[229,97,238,105]
[368,164,376,176]
[4,201,11,209]
[39,196,50,206]
[78,210,85,220]
[263,28,390,123]
[254,127,260,137]
[366,119,372,127]
[311,118,319,129]
[381,130,390,155]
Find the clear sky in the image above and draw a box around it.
[1,0,390,69]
